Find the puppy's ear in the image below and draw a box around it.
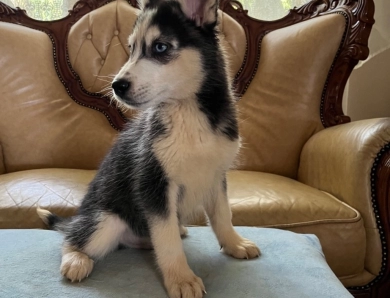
[178,0,219,27]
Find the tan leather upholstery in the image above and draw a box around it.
[227,170,366,280]
[298,118,390,281]
[0,169,95,229]
[227,171,359,226]
[0,22,117,173]
[0,0,388,289]
[0,144,5,175]
[68,0,138,94]
[68,0,246,94]
[236,14,345,179]
[218,11,247,79]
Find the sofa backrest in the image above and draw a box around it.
[0,22,117,174]
[236,14,345,178]
[0,0,374,178]
[67,0,246,95]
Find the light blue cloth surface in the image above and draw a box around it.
[0,227,352,298]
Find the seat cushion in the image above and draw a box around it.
[227,171,360,227]
[0,227,352,298]
[223,171,367,284]
[0,169,95,229]
[0,168,366,284]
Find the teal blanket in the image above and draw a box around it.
[0,227,352,298]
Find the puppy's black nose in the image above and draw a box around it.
[112,79,130,96]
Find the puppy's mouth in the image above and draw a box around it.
[113,93,151,109]
[125,98,151,107]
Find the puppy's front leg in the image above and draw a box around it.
[149,183,205,298]
[205,176,260,259]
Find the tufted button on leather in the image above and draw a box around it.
[114,30,119,36]
[86,34,92,40]
[101,59,105,65]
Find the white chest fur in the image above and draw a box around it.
[152,100,239,211]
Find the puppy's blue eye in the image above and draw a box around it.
[154,43,168,53]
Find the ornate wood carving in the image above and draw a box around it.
[371,145,390,297]
[218,0,375,128]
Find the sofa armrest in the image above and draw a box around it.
[298,118,390,227]
[298,118,390,290]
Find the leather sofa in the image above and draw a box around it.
[0,0,389,297]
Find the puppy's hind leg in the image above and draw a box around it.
[61,212,128,282]
[60,243,94,283]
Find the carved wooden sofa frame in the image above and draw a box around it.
[1,0,388,297]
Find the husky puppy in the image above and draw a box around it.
[37,0,260,297]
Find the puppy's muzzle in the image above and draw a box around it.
[112,79,131,97]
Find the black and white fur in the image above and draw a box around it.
[38,1,260,297]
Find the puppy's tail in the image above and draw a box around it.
[36,206,70,232]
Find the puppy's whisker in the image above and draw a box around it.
[95,74,116,79]
[99,87,112,92]
[97,84,112,90]
[97,87,113,94]
[96,78,113,84]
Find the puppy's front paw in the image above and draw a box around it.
[60,251,94,282]
[165,270,205,298]
[222,238,260,259]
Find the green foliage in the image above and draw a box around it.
[5,0,309,22]
[280,0,293,10]
[9,0,68,21]
[240,0,309,20]
[241,0,294,11]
